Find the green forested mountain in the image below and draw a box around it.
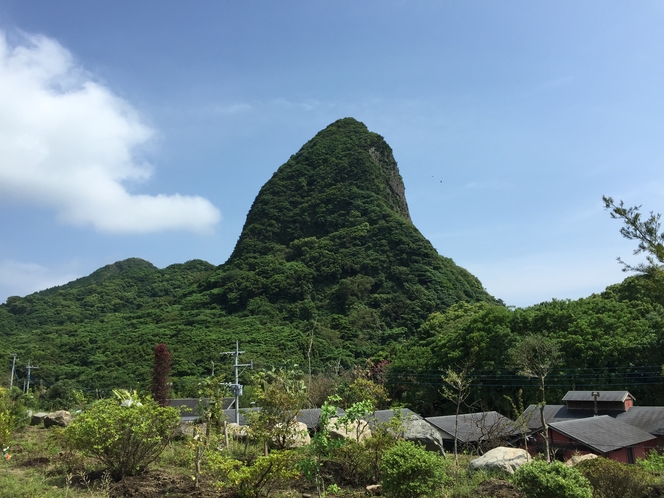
[0,118,495,394]
[389,275,664,416]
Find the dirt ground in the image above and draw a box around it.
[108,471,224,498]
[474,478,525,498]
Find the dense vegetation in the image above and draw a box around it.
[390,275,664,415]
[1,118,663,419]
[0,118,494,395]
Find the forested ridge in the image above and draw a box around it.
[1,118,663,415]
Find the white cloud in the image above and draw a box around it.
[0,31,221,233]
[0,259,81,302]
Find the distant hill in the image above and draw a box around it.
[0,118,495,393]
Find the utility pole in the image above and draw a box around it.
[24,362,38,394]
[8,353,17,390]
[221,341,253,425]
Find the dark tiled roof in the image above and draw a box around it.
[616,407,664,435]
[426,412,517,443]
[297,408,345,429]
[222,407,346,428]
[520,404,588,431]
[366,408,422,428]
[550,415,655,454]
[562,391,634,403]
[223,408,256,426]
[169,397,235,420]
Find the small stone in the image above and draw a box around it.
[366,484,382,495]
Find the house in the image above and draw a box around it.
[426,411,518,452]
[549,416,655,463]
[520,390,664,462]
[562,390,635,413]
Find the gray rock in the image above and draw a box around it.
[30,412,49,426]
[565,453,598,467]
[469,447,531,474]
[43,410,72,428]
[328,417,371,442]
[403,419,446,455]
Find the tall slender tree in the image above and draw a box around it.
[440,366,473,468]
[509,335,559,463]
[151,343,171,406]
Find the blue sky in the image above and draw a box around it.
[0,1,662,307]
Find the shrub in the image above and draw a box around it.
[0,387,24,449]
[577,457,652,498]
[63,396,179,480]
[381,440,448,498]
[511,460,593,498]
[207,449,301,498]
[638,449,664,477]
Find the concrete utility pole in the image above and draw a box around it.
[221,341,253,425]
[8,353,17,390]
[24,362,38,394]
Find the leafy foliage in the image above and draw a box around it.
[207,449,301,498]
[245,367,308,450]
[380,440,448,498]
[388,280,664,415]
[577,457,652,498]
[511,461,593,498]
[0,119,494,394]
[63,395,179,480]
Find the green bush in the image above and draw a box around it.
[638,449,664,477]
[380,440,448,498]
[63,396,179,480]
[511,460,593,498]
[207,449,301,498]
[577,457,652,498]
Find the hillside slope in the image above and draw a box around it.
[0,118,495,391]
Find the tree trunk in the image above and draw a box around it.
[540,375,551,463]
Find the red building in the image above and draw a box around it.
[548,416,655,463]
[521,390,664,463]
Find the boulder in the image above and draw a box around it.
[469,447,531,474]
[270,421,311,448]
[565,453,598,467]
[227,422,249,439]
[329,417,371,442]
[403,419,446,455]
[30,412,49,426]
[284,421,311,448]
[43,410,72,428]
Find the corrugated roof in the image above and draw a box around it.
[550,416,655,454]
[616,406,664,435]
[425,412,517,443]
[562,391,634,403]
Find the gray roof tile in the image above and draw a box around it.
[616,407,664,435]
[550,416,655,454]
[562,391,634,403]
[426,412,517,443]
